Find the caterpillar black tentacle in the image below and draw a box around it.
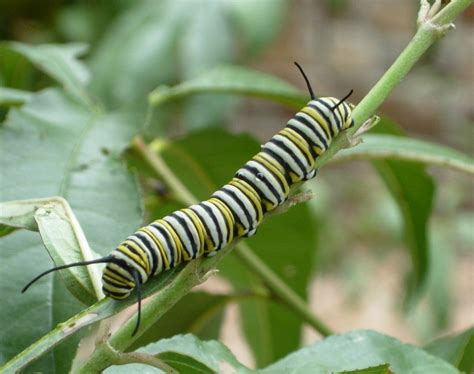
[23,63,356,336]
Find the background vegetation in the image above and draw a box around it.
[0,0,472,373]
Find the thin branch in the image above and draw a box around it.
[116,352,177,373]
[234,243,333,336]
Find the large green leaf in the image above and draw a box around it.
[89,0,181,108]
[90,0,286,112]
[179,0,236,130]
[335,134,474,175]
[0,231,84,374]
[424,326,474,373]
[0,89,142,370]
[146,128,317,367]
[259,330,459,374]
[1,42,90,103]
[227,0,287,58]
[0,263,185,373]
[369,119,435,299]
[105,334,251,374]
[149,65,306,108]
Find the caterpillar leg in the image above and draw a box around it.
[303,169,318,181]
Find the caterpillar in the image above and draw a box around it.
[22,63,355,335]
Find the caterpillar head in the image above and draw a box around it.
[294,62,355,130]
[22,254,144,336]
[331,98,355,130]
[102,256,143,300]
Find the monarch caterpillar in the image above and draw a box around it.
[22,63,355,335]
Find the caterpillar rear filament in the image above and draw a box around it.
[22,63,355,336]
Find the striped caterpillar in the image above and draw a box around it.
[23,63,355,335]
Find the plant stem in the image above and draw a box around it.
[91,342,178,373]
[77,246,234,373]
[133,137,196,206]
[235,242,333,336]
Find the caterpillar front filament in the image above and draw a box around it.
[22,63,356,336]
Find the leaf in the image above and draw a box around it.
[105,334,251,374]
[369,119,435,300]
[0,198,103,304]
[0,198,41,232]
[0,87,32,106]
[336,364,393,374]
[3,42,91,103]
[259,330,459,374]
[130,292,229,351]
[0,263,183,374]
[149,65,307,108]
[424,326,474,373]
[33,199,101,305]
[0,231,84,374]
[89,0,289,112]
[89,0,183,108]
[0,89,142,369]
[335,134,474,175]
[179,0,236,130]
[227,0,287,57]
[150,128,317,366]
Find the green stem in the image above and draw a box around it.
[87,342,177,373]
[133,137,196,206]
[116,352,177,373]
[235,243,333,336]
[77,246,234,373]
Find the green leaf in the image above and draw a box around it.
[0,263,183,374]
[335,134,474,175]
[260,330,459,374]
[149,65,307,108]
[424,326,474,373]
[89,0,183,108]
[106,335,251,374]
[369,119,435,299]
[130,292,229,351]
[0,198,41,232]
[0,198,103,304]
[33,199,101,305]
[0,87,32,106]
[151,128,317,367]
[227,0,287,57]
[0,231,84,374]
[336,364,392,374]
[3,42,91,103]
[90,0,289,112]
[180,0,236,130]
[0,89,142,368]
